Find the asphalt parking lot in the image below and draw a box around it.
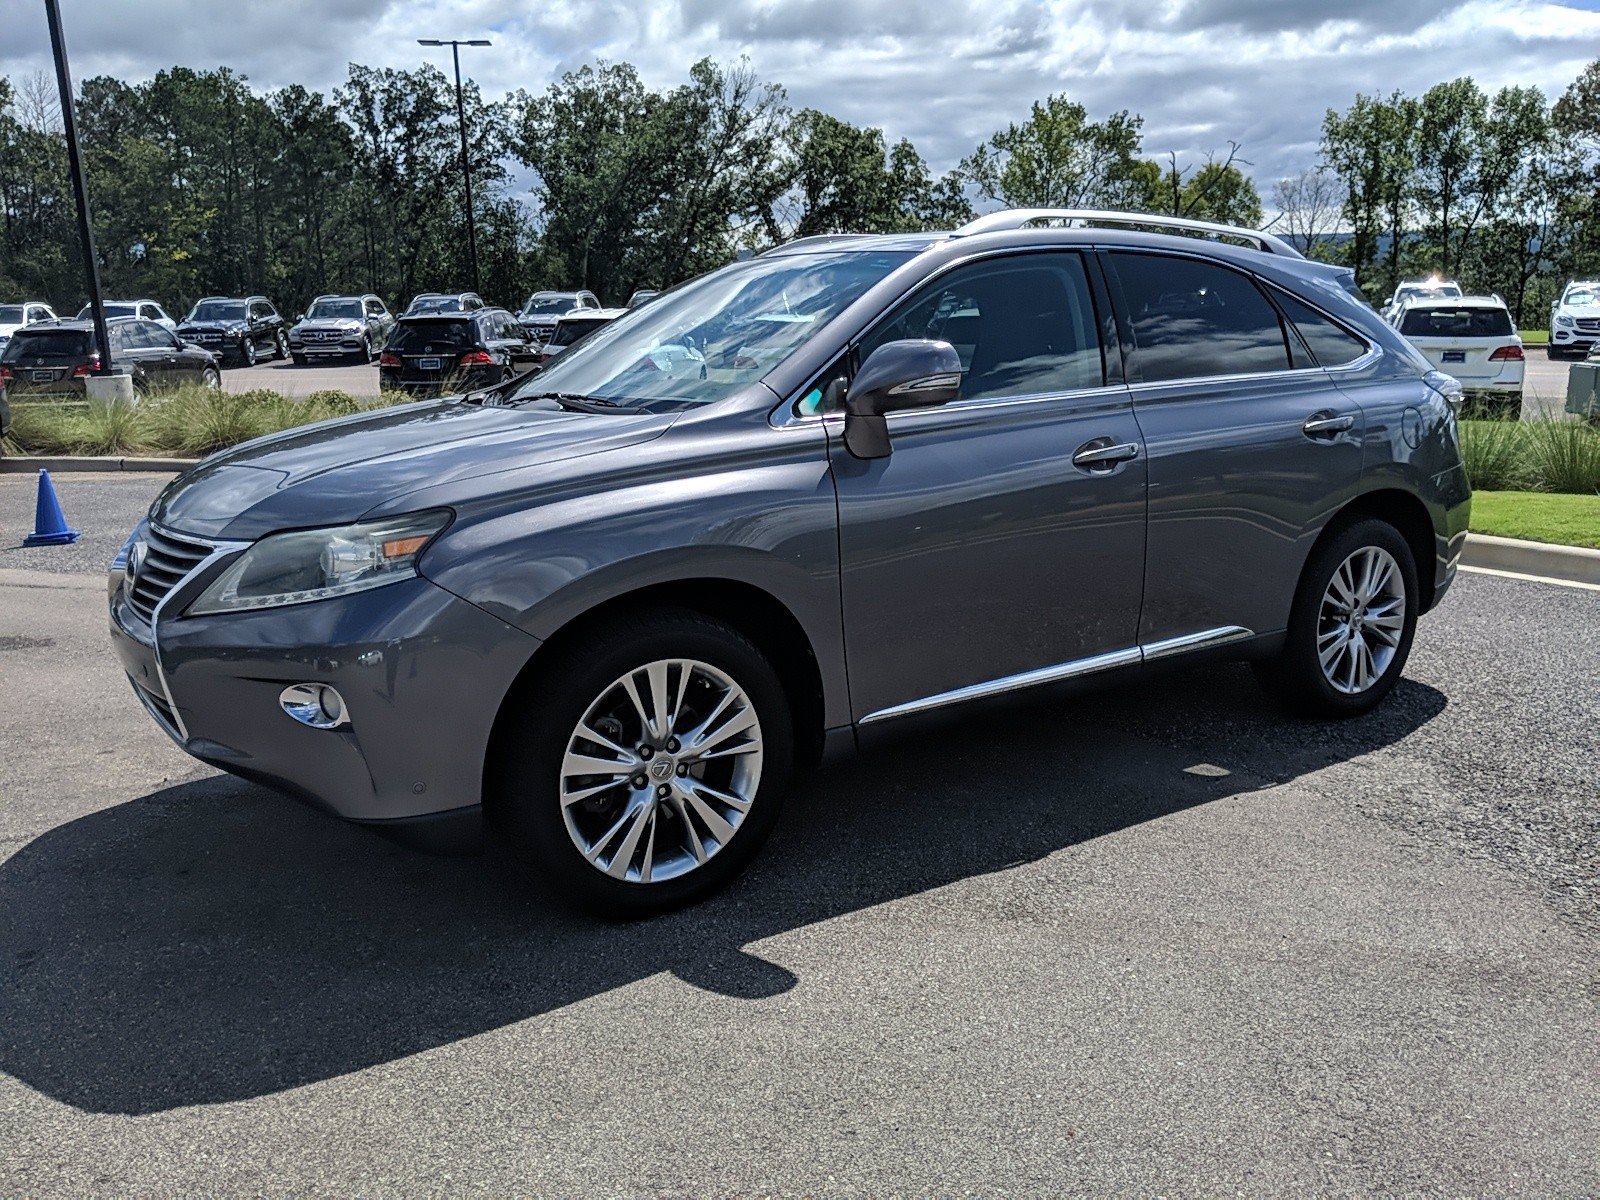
[0,473,1596,1194]
[223,356,380,398]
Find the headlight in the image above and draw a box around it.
[1555,315,1575,328]
[189,511,451,614]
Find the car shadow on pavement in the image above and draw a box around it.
[0,664,1447,1115]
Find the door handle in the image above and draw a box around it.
[1302,411,1355,438]
[1072,439,1140,471]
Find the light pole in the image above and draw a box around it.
[44,0,111,375]
[418,38,490,295]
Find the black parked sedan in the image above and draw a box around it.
[378,308,538,397]
[176,296,287,367]
[0,318,220,398]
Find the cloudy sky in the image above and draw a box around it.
[4,0,1599,195]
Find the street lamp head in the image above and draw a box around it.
[466,39,492,45]
[417,38,443,45]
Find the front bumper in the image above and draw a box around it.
[109,560,541,845]
[289,330,368,356]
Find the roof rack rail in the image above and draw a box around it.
[952,208,1305,259]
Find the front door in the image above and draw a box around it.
[1103,250,1367,645]
[829,251,1148,723]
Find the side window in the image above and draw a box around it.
[1271,290,1368,368]
[855,252,1105,405]
[365,299,384,317]
[108,324,132,353]
[1111,252,1291,383]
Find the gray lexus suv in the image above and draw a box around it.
[108,209,1471,915]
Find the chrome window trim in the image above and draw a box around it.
[859,625,1255,725]
[1119,348,1383,395]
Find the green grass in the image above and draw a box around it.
[5,385,411,457]
[1518,328,1549,345]
[1470,490,1600,549]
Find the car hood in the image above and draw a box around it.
[150,398,677,541]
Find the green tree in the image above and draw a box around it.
[961,95,1147,209]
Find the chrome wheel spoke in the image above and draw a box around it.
[560,656,764,884]
[1317,546,1407,695]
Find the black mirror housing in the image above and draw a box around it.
[843,339,962,459]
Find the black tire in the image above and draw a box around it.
[291,354,307,367]
[1546,345,1564,360]
[1252,518,1419,719]
[201,365,221,390]
[491,608,794,918]
[274,331,289,360]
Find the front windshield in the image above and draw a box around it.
[521,294,577,315]
[507,250,913,412]
[79,304,135,319]
[0,305,23,323]
[408,296,457,313]
[188,300,246,322]
[307,298,364,320]
[1564,289,1599,308]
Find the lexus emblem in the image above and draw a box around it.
[649,758,674,782]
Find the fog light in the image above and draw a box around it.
[280,683,351,730]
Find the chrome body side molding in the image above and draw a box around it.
[858,625,1255,725]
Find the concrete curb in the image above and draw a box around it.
[0,455,198,474]
[1461,532,1600,587]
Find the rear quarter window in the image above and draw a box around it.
[1272,290,1369,368]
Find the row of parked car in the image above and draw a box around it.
[0,287,663,408]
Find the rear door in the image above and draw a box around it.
[1104,250,1366,646]
[830,249,1148,722]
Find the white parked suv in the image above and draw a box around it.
[0,301,57,351]
[1396,295,1524,418]
[1382,277,1462,326]
[75,299,177,332]
[1548,280,1600,360]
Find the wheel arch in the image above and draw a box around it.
[1316,487,1439,612]
[484,577,830,817]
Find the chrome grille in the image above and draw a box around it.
[126,525,214,623]
[1574,317,1600,333]
[305,329,343,343]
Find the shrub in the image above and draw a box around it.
[1457,418,1528,492]
[1521,417,1600,495]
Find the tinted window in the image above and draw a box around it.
[859,252,1103,403]
[391,320,473,352]
[308,298,363,319]
[3,329,90,359]
[1273,291,1368,368]
[0,305,23,323]
[1398,306,1514,338]
[190,300,246,322]
[1112,252,1290,382]
[365,300,385,316]
[550,316,614,347]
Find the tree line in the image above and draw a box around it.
[0,55,1596,322]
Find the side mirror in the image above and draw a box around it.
[843,339,962,459]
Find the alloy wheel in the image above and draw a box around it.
[1317,546,1406,695]
[559,658,763,884]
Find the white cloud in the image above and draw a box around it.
[4,0,1598,192]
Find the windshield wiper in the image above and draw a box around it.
[516,391,626,414]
